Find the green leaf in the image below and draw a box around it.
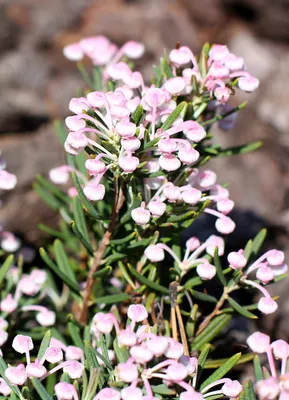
[111,232,137,245]
[94,266,112,278]
[214,247,227,285]
[198,42,210,78]
[252,228,267,256]
[254,355,264,381]
[192,314,231,350]
[184,276,203,289]
[128,264,170,295]
[190,290,218,304]
[93,66,102,91]
[113,338,130,363]
[37,330,51,360]
[72,196,90,242]
[131,105,143,125]
[200,353,242,391]
[118,262,136,289]
[161,101,187,131]
[151,384,175,396]
[99,334,113,370]
[161,55,174,79]
[71,172,100,220]
[31,378,52,400]
[167,210,196,223]
[0,255,14,286]
[38,224,69,240]
[94,293,130,305]
[240,379,257,400]
[34,183,61,211]
[84,342,100,369]
[204,352,255,369]
[68,321,84,350]
[202,101,248,127]
[54,239,77,284]
[77,62,93,87]
[36,175,69,204]
[71,221,94,256]
[244,239,253,260]
[54,119,67,145]
[196,344,212,386]
[39,248,80,295]
[218,141,263,157]
[105,252,127,264]
[227,297,257,319]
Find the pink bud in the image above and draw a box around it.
[66,346,84,361]
[163,184,181,202]
[107,62,131,80]
[169,46,192,65]
[12,335,33,354]
[128,304,148,322]
[255,377,280,400]
[216,198,234,214]
[166,363,188,381]
[94,388,121,400]
[206,235,225,257]
[118,330,137,347]
[196,260,216,280]
[131,205,151,225]
[223,53,244,71]
[123,72,144,89]
[63,361,84,379]
[119,154,139,173]
[238,75,259,92]
[222,380,243,398]
[227,250,247,269]
[256,266,274,284]
[121,386,143,400]
[65,116,86,131]
[123,41,145,59]
[267,250,285,266]
[183,121,206,142]
[26,360,47,378]
[0,170,17,190]
[130,345,153,363]
[214,87,230,103]
[64,132,88,155]
[247,331,270,353]
[5,364,27,385]
[36,310,56,327]
[44,347,64,363]
[197,170,217,189]
[30,269,46,286]
[145,88,166,108]
[83,182,105,201]
[209,45,230,61]
[158,138,177,153]
[85,159,106,175]
[164,338,184,359]
[148,200,166,217]
[92,313,116,334]
[186,237,201,252]
[215,216,236,234]
[55,382,79,400]
[145,336,168,356]
[178,147,200,165]
[182,188,202,205]
[0,378,11,396]
[117,361,139,383]
[110,105,130,120]
[87,91,105,108]
[0,233,20,252]
[180,391,204,400]
[159,154,181,171]
[258,297,278,314]
[0,318,8,330]
[164,77,186,95]
[0,330,8,346]
[209,62,230,78]
[69,97,89,114]
[210,184,229,199]
[271,340,289,360]
[63,43,84,61]
[145,245,165,262]
[115,120,137,137]
[18,275,40,296]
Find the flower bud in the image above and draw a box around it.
[209,62,230,78]
[65,116,86,131]
[128,304,148,322]
[196,260,216,280]
[258,297,278,314]
[12,335,33,354]
[271,340,289,360]
[83,182,105,201]
[222,380,243,398]
[148,200,166,217]
[159,154,181,171]
[158,138,177,153]
[215,216,236,234]
[115,120,137,137]
[123,71,143,89]
[238,75,259,92]
[5,364,27,386]
[0,170,17,190]
[178,147,200,165]
[130,345,153,363]
[119,155,139,173]
[69,97,89,114]
[169,46,192,65]
[163,184,181,202]
[121,137,141,151]
[36,310,56,327]
[267,250,285,266]
[256,266,274,284]
[145,245,165,262]
[85,159,106,175]
[92,313,116,334]
[118,329,137,347]
[227,250,247,269]
[131,206,151,225]
[26,360,47,378]
[223,53,244,71]
[209,45,230,61]
[64,131,88,155]
[65,346,83,361]
[107,62,131,80]
[197,170,217,188]
[145,336,168,356]
[164,338,184,359]
[87,91,105,108]
[206,235,225,257]
[164,77,186,95]
[123,41,145,59]
[182,188,202,205]
[216,198,234,214]
[44,347,63,364]
[247,331,270,353]
[166,363,188,381]
[183,121,206,142]
[63,361,84,379]
[186,237,201,252]
[117,361,139,383]
[55,382,78,400]
[63,43,84,61]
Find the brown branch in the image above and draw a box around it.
[79,180,125,325]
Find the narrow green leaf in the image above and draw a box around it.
[204,352,255,369]
[218,141,263,157]
[161,101,187,131]
[111,232,137,245]
[105,252,127,264]
[190,290,218,304]
[94,266,112,278]
[184,276,203,289]
[118,262,136,289]
[84,342,100,369]
[68,322,84,350]
[254,355,264,381]
[0,255,14,286]
[214,247,227,285]
[252,228,267,256]
[71,172,100,220]
[227,297,257,319]
[168,210,196,223]
[54,119,67,145]
[151,384,175,396]
[131,104,143,125]
[34,183,60,211]
[202,101,248,126]
[244,239,253,260]
[94,293,130,305]
[93,66,102,91]
[72,196,90,242]
[113,338,130,363]
[77,62,93,87]
[128,264,170,295]
[240,379,257,400]
[37,330,51,360]
[198,42,210,78]
[31,378,52,400]
[196,344,212,386]
[54,239,77,284]
[192,314,231,350]
[38,224,69,240]
[200,353,242,391]
[39,248,80,295]
[36,175,69,204]
[71,221,94,256]
[99,334,112,369]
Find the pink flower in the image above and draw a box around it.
[159,154,181,172]
[206,235,225,257]
[12,335,34,355]
[130,345,154,363]
[238,75,259,92]
[258,297,278,315]
[85,159,106,176]
[163,184,181,202]
[227,250,247,269]
[215,216,236,234]
[55,382,79,400]
[247,332,270,353]
[164,77,186,95]
[117,360,139,382]
[0,170,17,190]
[83,181,105,201]
[121,386,143,400]
[166,363,188,381]
[209,45,230,61]
[94,388,121,400]
[131,203,151,225]
[221,380,243,398]
[65,346,84,361]
[0,330,8,347]
[63,361,84,379]
[92,313,117,334]
[118,329,137,347]
[148,200,166,218]
[164,338,184,359]
[63,43,84,61]
[186,237,201,252]
[196,260,216,280]
[256,265,274,284]
[0,378,11,396]
[169,46,192,65]
[123,41,145,59]
[44,347,64,364]
[5,364,27,385]
[127,304,148,323]
[26,359,47,378]
[145,245,165,262]
[255,377,280,400]
[119,154,140,173]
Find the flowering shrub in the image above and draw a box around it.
[0,36,287,399]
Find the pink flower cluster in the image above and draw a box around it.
[88,305,243,400]
[247,332,289,400]
[0,334,84,397]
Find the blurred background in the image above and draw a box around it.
[1,0,289,332]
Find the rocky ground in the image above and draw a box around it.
[1,0,289,334]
